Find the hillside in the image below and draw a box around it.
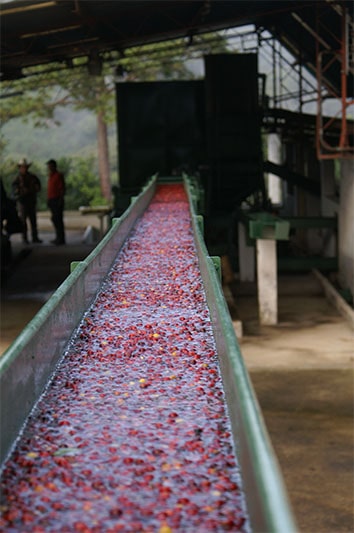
[1,106,118,165]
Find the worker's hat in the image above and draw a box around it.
[18,158,31,167]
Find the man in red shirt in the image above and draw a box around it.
[46,159,66,245]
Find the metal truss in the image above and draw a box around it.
[316,2,353,159]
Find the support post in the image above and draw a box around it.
[267,133,282,205]
[256,239,278,325]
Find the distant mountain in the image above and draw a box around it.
[1,106,118,164]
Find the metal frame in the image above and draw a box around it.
[316,4,354,159]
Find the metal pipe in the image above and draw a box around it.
[339,8,349,150]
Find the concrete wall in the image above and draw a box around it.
[338,160,354,298]
[320,160,338,257]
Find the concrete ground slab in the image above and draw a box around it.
[231,274,354,533]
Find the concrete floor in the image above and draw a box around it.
[230,276,353,533]
[0,212,98,354]
[1,212,353,532]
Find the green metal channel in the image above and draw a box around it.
[1,174,297,532]
[0,175,157,465]
[184,175,297,533]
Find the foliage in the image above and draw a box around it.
[118,31,229,81]
[0,30,231,201]
[64,157,108,209]
[0,30,230,128]
[0,156,108,211]
[1,108,99,161]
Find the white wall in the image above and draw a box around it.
[267,133,282,205]
[338,159,354,298]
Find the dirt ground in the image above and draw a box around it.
[1,211,353,532]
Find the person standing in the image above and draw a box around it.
[46,159,66,245]
[12,158,42,244]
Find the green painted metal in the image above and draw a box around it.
[248,212,290,240]
[1,173,297,532]
[184,175,297,533]
[210,256,222,282]
[237,210,337,271]
[155,176,180,183]
[70,261,82,273]
[196,215,204,236]
[239,211,336,243]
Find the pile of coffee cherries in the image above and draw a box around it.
[1,184,249,532]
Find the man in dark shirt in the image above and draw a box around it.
[12,158,42,244]
[47,159,66,245]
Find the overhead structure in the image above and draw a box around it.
[1,0,353,160]
[0,2,351,91]
[315,4,354,159]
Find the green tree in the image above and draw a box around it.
[0,31,230,203]
[64,157,106,209]
[1,63,114,203]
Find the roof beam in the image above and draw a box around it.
[0,1,57,16]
